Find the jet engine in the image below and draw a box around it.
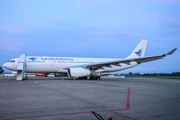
[68,68,91,77]
[54,72,68,77]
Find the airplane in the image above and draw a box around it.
[3,40,177,81]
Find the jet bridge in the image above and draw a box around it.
[16,54,26,80]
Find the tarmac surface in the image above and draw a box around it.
[0,76,180,120]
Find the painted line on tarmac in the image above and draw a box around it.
[0,87,130,120]
[126,87,130,110]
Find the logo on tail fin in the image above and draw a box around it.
[135,49,142,57]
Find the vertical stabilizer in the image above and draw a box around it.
[126,40,148,58]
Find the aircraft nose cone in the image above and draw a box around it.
[3,62,16,71]
[3,63,8,69]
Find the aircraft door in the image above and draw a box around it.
[50,60,54,66]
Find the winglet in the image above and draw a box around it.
[166,48,177,55]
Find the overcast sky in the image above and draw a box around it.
[0,0,180,73]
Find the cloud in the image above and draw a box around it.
[88,32,143,44]
[155,15,180,37]
[0,37,22,51]
[156,0,179,3]
[0,27,25,34]
[167,0,179,3]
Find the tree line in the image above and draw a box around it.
[128,72,180,76]
[0,66,4,73]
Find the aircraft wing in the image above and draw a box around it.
[64,48,177,70]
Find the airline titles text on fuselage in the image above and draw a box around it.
[41,57,74,61]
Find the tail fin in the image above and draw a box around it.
[126,40,148,58]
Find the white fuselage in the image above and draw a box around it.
[4,56,138,74]
[3,40,176,80]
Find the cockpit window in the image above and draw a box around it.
[9,60,15,62]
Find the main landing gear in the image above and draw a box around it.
[78,76,88,79]
[89,76,100,80]
[78,76,101,80]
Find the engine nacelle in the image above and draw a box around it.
[68,68,91,77]
[54,72,68,77]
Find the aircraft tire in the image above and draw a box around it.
[90,76,96,80]
[84,76,87,79]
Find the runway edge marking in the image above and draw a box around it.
[126,87,130,110]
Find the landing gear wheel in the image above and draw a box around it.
[90,76,95,80]
[78,77,88,80]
